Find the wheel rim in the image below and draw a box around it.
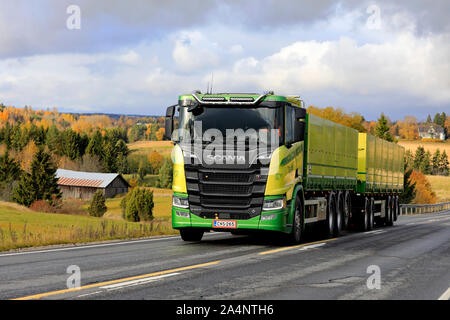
[294,208,301,241]
[328,197,334,233]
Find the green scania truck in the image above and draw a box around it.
[164,92,404,243]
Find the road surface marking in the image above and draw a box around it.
[76,291,102,298]
[298,243,326,251]
[12,260,220,300]
[100,272,180,289]
[438,287,450,300]
[364,230,386,235]
[258,238,337,256]
[0,233,224,257]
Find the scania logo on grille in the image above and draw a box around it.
[206,154,246,163]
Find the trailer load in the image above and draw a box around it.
[164,92,404,242]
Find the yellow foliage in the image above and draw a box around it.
[409,170,437,204]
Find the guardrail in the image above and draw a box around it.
[399,202,450,215]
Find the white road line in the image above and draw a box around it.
[364,230,386,235]
[298,243,326,251]
[0,233,224,257]
[76,291,103,298]
[100,272,181,289]
[438,287,450,300]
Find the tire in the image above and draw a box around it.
[367,197,374,230]
[343,191,351,230]
[180,229,204,241]
[334,191,344,237]
[360,197,369,231]
[325,192,336,238]
[386,196,393,226]
[287,195,304,244]
[394,196,398,222]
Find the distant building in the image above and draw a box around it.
[56,169,129,199]
[418,123,445,141]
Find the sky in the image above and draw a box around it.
[0,0,449,121]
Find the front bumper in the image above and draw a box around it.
[172,206,288,233]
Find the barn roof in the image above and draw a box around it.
[56,169,129,188]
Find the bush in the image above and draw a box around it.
[88,190,107,217]
[121,188,154,222]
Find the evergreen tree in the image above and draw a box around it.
[158,158,173,188]
[46,125,60,152]
[420,151,432,174]
[0,151,21,183]
[88,190,107,217]
[404,150,414,169]
[12,149,61,207]
[375,113,393,142]
[399,168,416,204]
[122,188,154,222]
[86,131,104,159]
[426,114,432,123]
[413,146,425,170]
[439,150,449,176]
[102,141,117,172]
[61,129,82,160]
[431,149,441,175]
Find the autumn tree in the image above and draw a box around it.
[408,170,436,204]
[148,151,164,174]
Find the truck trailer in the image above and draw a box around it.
[164,92,404,243]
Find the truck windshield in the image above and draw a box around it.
[177,106,283,146]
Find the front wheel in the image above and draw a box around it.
[287,195,304,244]
[180,229,204,241]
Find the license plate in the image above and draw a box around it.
[213,220,237,229]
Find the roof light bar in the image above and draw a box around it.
[192,93,267,105]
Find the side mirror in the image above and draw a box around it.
[293,108,306,142]
[164,105,176,140]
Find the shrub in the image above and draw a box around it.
[88,190,107,217]
[121,188,154,222]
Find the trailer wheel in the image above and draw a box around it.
[367,197,374,230]
[287,195,304,244]
[343,191,351,230]
[360,197,369,231]
[394,196,398,222]
[180,229,204,241]
[386,196,393,226]
[324,192,336,238]
[334,192,344,236]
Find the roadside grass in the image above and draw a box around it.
[426,175,450,202]
[0,200,176,252]
[398,140,450,155]
[103,187,173,220]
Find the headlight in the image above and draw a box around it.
[176,210,190,218]
[262,198,285,211]
[260,214,277,221]
[173,196,189,209]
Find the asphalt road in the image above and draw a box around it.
[1,211,449,300]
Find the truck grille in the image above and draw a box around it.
[185,164,268,220]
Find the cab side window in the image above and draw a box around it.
[285,106,295,144]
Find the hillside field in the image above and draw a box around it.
[426,175,450,203]
[398,140,450,155]
[127,140,174,157]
